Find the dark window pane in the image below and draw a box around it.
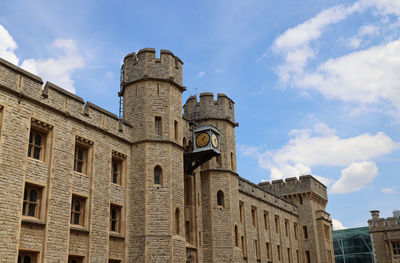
[113,174,117,184]
[111,220,116,231]
[74,213,80,224]
[74,200,80,211]
[24,188,27,200]
[34,134,41,146]
[72,259,77,263]
[29,133,33,143]
[113,162,118,172]
[27,145,32,157]
[111,208,116,219]
[28,204,36,217]
[18,255,21,263]
[30,190,37,202]
[22,203,26,215]
[78,149,83,160]
[24,255,31,263]
[33,147,41,159]
[77,161,83,173]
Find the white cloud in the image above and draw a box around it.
[332,218,346,230]
[21,39,84,93]
[330,161,378,193]
[197,71,205,77]
[381,187,397,194]
[347,37,362,48]
[359,25,379,36]
[0,25,19,65]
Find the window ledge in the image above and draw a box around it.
[27,157,47,164]
[70,225,90,233]
[73,171,89,177]
[109,232,125,239]
[21,217,46,226]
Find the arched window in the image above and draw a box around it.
[235,225,239,247]
[217,190,224,207]
[175,208,180,235]
[154,166,162,185]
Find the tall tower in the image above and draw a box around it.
[183,93,239,262]
[120,48,186,262]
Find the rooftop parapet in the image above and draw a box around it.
[183,92,237,126]
[258,175,328,201]
[121,48,184,94]
[368,210,400,230]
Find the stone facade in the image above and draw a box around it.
[0,48,334,262]
[369,210,400,263]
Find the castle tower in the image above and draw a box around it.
[259,176,335,263]
[183,93,239,262]
[120,48,186,262]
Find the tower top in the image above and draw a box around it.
[120,48,185,96]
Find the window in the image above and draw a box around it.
[217,190,224,207]
[296,250,300,263]
[175,208,180,235]
[111,157,123,185]
[287,248,292,263]
[68,255,84,263]
[109,260,121,263]
[327,250,332,263]
[241,236,247,258]
[294,223,298,240]
[305,251,311,263]
[18,251,37,263]
[299,195,303,205]
[174,120,178,140]
[154,165,162,185]
[324,224,330,240]
[251,207,257,227]
[22,183,42,219]
[230,152,234,170]
[70,195,86,226]
[285,219,289,237]
[239,201,244,223]
[255,239,260,260]
[393,241,400,255]
[275,215,280,234]
[264,211,269,230]
[266,242,271,260]
[277,245,281,261]
[110,204,121,233]
[28,129,46,161]
[235,225,239,247]
[74,145,88,174]
[303,226,308,240]
[155,116,162,135]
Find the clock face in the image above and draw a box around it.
[196,132,210,147]
[211,133,218,148]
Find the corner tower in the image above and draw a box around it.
[183,93,239,262]
[120,48,186,262]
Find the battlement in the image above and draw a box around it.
[368,210,400,231]
[121,48,184,94]
[0,57,132,141]
[183,92,237,126]
[258,175,328,201]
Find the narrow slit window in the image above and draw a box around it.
[154,165,162,185]
[70,195,86,226]
[175,208,180,235]
[155,117,162,135]
[217,190,224,207]
[28,129,46,161]
[174,120,178,140]
[22,184,42,219]
[110,204,121,233]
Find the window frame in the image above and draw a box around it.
[27,119,52,162]
[111,153,125,186]
[110,204,122,233]
[154,165,162,185]
[70,195,87,227]
[155,116,162,135]
[18,250,38,263]
[393,241,400,255]
[217,190,224,207]
[22,183,44,220]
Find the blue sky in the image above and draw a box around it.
[1,0,399,229]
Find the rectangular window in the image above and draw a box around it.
[28,129,47,161]
[239,201,244,223]
[275,215,280,234]
[110,204,122,233]
[74,144,88,174]
[111,157,123,185]
[285,219,289,237]
[70,195,86,226]
[68,255,84,263]
[393,241,400,255]
[296,250,300,263]
[155,116,162,135]
[266,242,271,259]
[303,226,308,240]
[264,211,269,230]
[294,223,298,240]
[288,248,292,263]
[324,224,330,240]
[22,183,43,219]
[305,251,311,263]
[18,251,38,263]
[251,207,257,227]
[241,236,247,258]
[277,245,281,261]
[174,120,178,140]
[230,152,234,170]
[254,239,259,259]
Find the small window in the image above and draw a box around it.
[70,195,86,226]
[241,236,247,257]
[174,120,178,140]
[251,207,257,227]
[285,219,289,237]
[155,116,162,135]
[275,215,280,234]
[264,211,269,230]
[287,247,292,263]
[239,201,244,223]
[277,245,281,261]
[266,242,271,259]
[296,250,300,263]
[230,152,234,170]
[18,250,38,263]
[254,239,260,259]
[68,255,84,263]
[74,145,88,174]
[294,223,298,240]
[305,250,311,263]
[303,225,308,240]
[28,129,46,161]
[111,157,123,185]
[324,224,330,240]
[217,190,224,207]
[393,241,400,255]
[175,208,180,235]
[299,195,303,205]
[154,165,162,185]
[234,225,239,247]
[110,204,121,233]
[22,183,42,219]
[156,83,160,94]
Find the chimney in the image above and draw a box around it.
[370,210,380,220]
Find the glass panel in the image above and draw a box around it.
[30,190,37,202]
[77,161,83,173]
[113,173,117,184]
[112,220,116,231]
[33,147,41,159]
[78,149,83,160]
[24,255,31,263]
[154,169,160,184]
[74,200,80,211]
[113,162,118,172]
[74,213,80,225]
[27,145,32,157]
[29,132,33,143]
[34,134,41,146]
[24,188,27,200]
[22,203,26,215]
[28,204,36,217]
[18,255,21,263]
[111,208,116,219]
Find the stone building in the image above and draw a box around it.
[0,48,335,262]
[368,210,400,263]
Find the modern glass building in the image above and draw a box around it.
[332,226,374,263]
